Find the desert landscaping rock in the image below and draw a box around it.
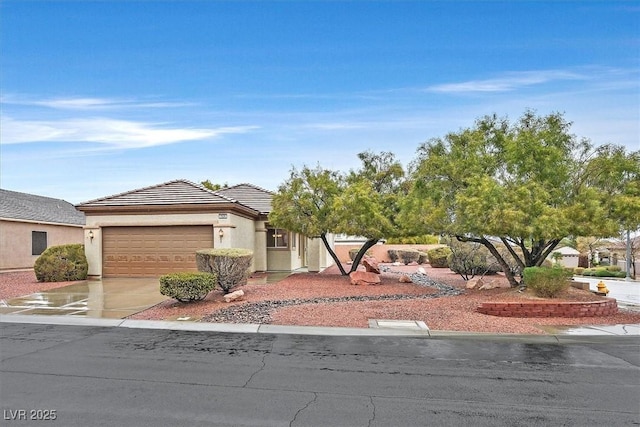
[349,270,381,285]
[362,257,380,274]
[223,289,245,303]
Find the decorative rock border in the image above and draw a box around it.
[477,298,618,318]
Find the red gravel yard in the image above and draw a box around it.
[2,265,639,335]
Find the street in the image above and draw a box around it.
[1,322,639,426]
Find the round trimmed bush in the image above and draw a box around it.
[522,266,572,298]
[34,244,88,282]
[159,272,216,302]
[196,248,253,293]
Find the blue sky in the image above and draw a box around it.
[1,1,638,204]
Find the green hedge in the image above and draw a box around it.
[522,267,572,298]
[581,267,627,278]
[159,272,216,302]
[34,244,88,282]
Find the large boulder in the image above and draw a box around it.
[362,256,380,274]
[349,271,381,286]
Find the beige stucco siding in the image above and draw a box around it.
[0,219,83,270]
[84,212,223,227]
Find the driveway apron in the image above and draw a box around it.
[0,278,166,319]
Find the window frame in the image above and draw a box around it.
[32,231,47,255]
[266,227,289,249]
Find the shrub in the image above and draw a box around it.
[387,249,398,263]
[606,265,621,272]
[573,267,585,275]
[427,247,453,268]
[196,248,253,293]
[594,269,612,277]
[447,241,499,280]
[417,251,428,265]
[397,249,420,265]
[159,272,216,302]
[34,244,88,282]
[522,266,572,298]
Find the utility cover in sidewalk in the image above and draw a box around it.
[369,319,429,331]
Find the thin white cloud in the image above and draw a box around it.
[0,116,257,149]
[1,94,196,110]
[427,70,588,94]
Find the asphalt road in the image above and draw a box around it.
[1,323,639,427]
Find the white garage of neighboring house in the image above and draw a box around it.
[547,246,581,268]
[76,180,334,278]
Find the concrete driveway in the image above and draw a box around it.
[0,278,166,318]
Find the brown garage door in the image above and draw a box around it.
[103,226,213,277]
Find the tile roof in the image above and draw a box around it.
[76,180,235,208]
[0,189,85,226]
[215,183,274,214]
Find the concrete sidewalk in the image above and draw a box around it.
[1,314,638,343]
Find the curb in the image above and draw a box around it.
[1,314,638,343]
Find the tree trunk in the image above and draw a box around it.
[456,235,520,287]
[349,239,380,274]
[320,233,348,275]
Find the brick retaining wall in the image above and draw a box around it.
[477,298,618,317]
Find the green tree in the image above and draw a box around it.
[269,164,346,273]
[269,151,406,275]
[402,110,636,287]
[201,180,228,191]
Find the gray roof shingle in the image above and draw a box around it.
[215,183,273,214]
[77,180,235,208]
[0,189,85,226]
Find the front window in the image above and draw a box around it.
[267,228,288,248]
[32,231,47,255]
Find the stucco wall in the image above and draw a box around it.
[84,213,225,277]
[82,212,329,275]
[334,243,444,263]
[307,235,335,272]
[0,220,83,270]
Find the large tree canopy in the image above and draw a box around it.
[269,151,405,275]
[401,110,639,287]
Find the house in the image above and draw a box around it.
[547,246,580,268]
[0,189,85,270]
[75,179,334,278]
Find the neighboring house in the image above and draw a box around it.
[604,236,639,276]
[547,246,580,268]
[0,189,85,270]
[75,179,334,278]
